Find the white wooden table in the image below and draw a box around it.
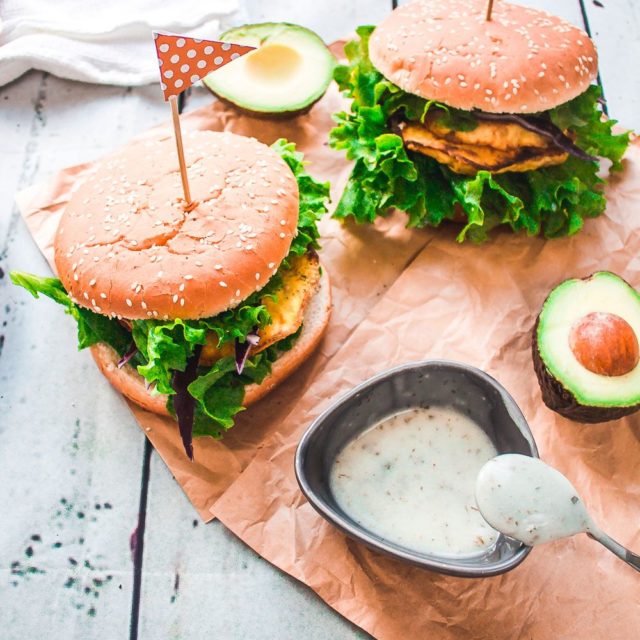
[1,1,638,638]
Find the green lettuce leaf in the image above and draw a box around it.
[187,328,301,439]
[9,272,131,354]
[330,26,631,241]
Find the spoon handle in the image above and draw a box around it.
[587,528,640,572]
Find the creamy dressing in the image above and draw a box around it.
[329,406,499,557]
[475,454,594,546]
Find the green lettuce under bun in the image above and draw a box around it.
[12,139,329,457]
[330,26,630,243]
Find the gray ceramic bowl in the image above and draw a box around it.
[295,360,539,578]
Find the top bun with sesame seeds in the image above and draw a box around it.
[368,0,598,114]
[54,130,300,321]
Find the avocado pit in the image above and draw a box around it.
[245,43,302,81]
[569,312,639,377]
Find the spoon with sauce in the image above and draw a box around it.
[475,454,640,572]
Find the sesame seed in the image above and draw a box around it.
[73,274,79,282]
[214,264,222,270]
[141,301,148,310]
[83,293,89,300]
[172,294,179,303]
[180,298,185,307]
[89,279,96,286]
[279,232,286,238]
[235,289,240,297]
[184,275,193,280]
[255,273,260,280]
[126,298,132,307]
[179,283,185,292]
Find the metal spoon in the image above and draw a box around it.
[475,454,640,572]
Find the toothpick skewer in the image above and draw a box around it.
[169,94,192,209]
[154,32,255,212]
[486,0,495,21]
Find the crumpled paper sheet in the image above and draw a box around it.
[16,82,428,521]
[212,142,640,639]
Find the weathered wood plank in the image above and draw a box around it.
[0,74,168,638]
[138,451,370,639]
[582,0,640,129]
[137,1,388,637]
[0,72,47,244]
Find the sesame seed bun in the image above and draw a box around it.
[90,266,332,416]
[369,0,598,114]
[54,130,299,320]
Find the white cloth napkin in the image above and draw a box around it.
[0,0,242,87]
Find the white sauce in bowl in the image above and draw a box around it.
[475,454,594,546]
[329,406,499,557]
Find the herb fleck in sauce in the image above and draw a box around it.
[330,406,499,556]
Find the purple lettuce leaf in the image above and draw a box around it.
[234,328,260,375]
[117,342,138,369]
[474,112,598,162]
[171,344,203,461]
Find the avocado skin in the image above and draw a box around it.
[532,317,640,423]
[203,86,320,120]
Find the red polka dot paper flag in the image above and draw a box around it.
[153,32,256,101]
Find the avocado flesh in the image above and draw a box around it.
[533,271,640,423]
[203,23,335,117]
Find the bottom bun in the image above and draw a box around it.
[90,266,331,417]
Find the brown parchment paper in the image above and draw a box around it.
[16,81,429,521]
[212,142,640,639]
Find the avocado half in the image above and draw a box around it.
[532,271,640,423]
[203,23,335,119]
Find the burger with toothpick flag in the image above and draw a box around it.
[11,34,332,460]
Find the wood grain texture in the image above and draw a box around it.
[0,75,169,638]
[582,0,640,129]
[137,451,369,639]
